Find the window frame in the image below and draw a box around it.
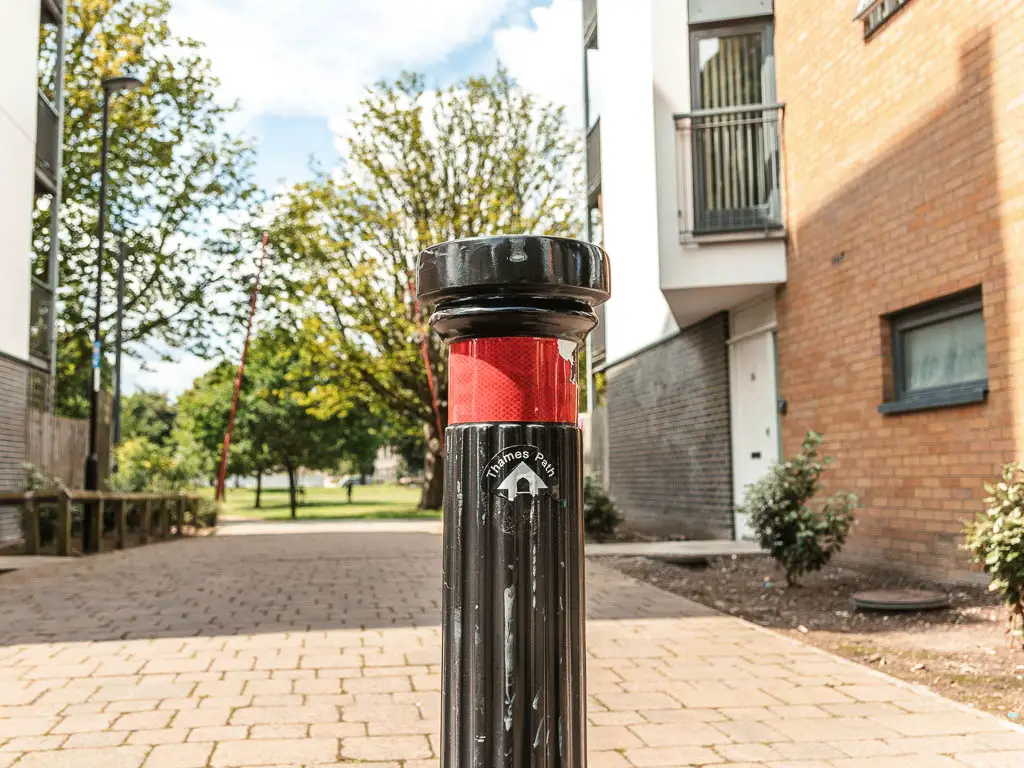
[857,0,913,40]
[689,20,776,111]
[879,288,989,415]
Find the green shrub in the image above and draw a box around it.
[109,437,197,492]
[740,431,857,586]
[584,476,621,540]
[196,499,219,529]
[964,462,1024,646]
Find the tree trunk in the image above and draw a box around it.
[255,472,262,509]
[419,423,444,510]
[287,465,297,519]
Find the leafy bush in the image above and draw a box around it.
[196,499,219,529]
[964,462,1024,646]
[109,437,199,492]
[740,431,857,586]
[584,476,621,540]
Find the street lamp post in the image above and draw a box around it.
[83,75,142,554]
[112,238,126,447]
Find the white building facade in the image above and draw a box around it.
[0,0,65,538]
[583,0,784,540]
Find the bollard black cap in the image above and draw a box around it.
[416,235,610,308]
[417,235,611,342]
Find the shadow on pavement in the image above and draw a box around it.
[0,530,715,646]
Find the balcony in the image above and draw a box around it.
[35,91,59,195]
[586,119,601,201]
[29,279,54,364]
[661,104,786,328]
[675,104,784,238]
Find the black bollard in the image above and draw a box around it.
[417,235,611,768]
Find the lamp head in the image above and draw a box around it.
[102,75,143,94]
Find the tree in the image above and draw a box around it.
[175,327,380,518]
[175,361,270,505]
[242,328,351,518]
[37,0,260,416]
[264,69,582,509]
[121,390,176,446]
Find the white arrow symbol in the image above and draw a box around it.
[496,462,549,501]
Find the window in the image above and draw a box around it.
[584,38,601,132]
[880,290,988,414]
[855,0,912,39]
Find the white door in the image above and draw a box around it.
[730,332,779,540]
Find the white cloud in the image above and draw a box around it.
[121,349,215,400]
[327,1,585,159]
[169,0,525,120]
[493,0,583,127]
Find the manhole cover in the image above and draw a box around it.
[852,589,950,612]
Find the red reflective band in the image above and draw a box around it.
[448,337,579,424]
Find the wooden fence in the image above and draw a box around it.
[26,409,89,488]
[0,489,203,557]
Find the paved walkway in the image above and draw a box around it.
[0,526,1022,767]
[585,539,764,559]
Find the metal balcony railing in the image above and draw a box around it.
[29,279,54,363]
[586,119,601,200]
[675,104,784,237]
[35,92,59,194]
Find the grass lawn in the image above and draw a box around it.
[201,484,438,521]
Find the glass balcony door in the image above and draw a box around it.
[689,23,781,234]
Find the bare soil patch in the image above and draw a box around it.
[606,554,1024,720]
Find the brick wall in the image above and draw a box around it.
[0,354,30,546]
[774,0,1024,580]
[605,313,733,538]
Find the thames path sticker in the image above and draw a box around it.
[482,444,557,501]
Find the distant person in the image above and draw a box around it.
[347,480,353,504]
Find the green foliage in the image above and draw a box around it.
[39,0,259,417]
[740,432,858,586]
[964,462,1024,646]
[584,477,621,540]
[23,463,64,491]
[174,325,386,518]
[263,68,583,509]
[109,437,198,492]
[121,390,176,446]
[174,360,265,483]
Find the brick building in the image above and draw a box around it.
[582,0,1024,579]
[582,0,785,541]
[0,0,65,543]
[773,0,1024,579]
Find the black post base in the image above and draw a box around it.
[442,423,586,768]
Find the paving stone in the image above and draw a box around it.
[955,752,1024,768]
[186,725,247,742]
[143,742,214,768]
[15,745,150,768]
[624,745,722,766]
[63,730,129,748]
[0,717,57,737]
[630,722,732,747]
[341,735,433,761]
[210,738,337,766]
[1,525,1020,768]
[871,713,1005,737]
[114,710,174,731]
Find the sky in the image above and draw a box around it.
[122,0,584,397]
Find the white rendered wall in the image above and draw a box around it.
[0,0,39,361]
[597,0,677,365]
